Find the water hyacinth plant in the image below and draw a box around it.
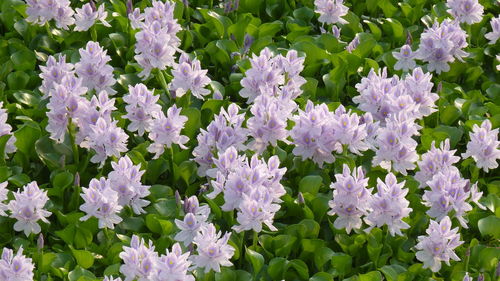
[0,0,497,280]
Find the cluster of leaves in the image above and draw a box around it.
[0,0,499,281]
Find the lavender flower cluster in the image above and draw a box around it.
[328,165,412,236]
[0,181,51,237]
[26,0,108,31]
[129,0,182,78]
[0,246,34,280]
[207,147,286,233]
[119,195,234,279]
[80,156,150,229]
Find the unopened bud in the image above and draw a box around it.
[126,0,133,15]
[37,234,44,250]
[437,81,442,93]
[213,91,223,100]
[297,192,305,205]
[477,273,484,281]
[90,0,96,12]
[74,172,80,187]
[199,184,208,195]
[59,155,65,168]
[496,261,500,277]
[175,190,181,207]
[406,30,413,45]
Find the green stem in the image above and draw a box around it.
[238,231,246,267]
[464,246,470,273]
[68,119,79,166]
[204,270,213,281]
[91,25,98,41]
[156,68,169,94]
[45,23,53,39]
[252,231,258,249]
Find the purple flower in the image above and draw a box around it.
[26,0,75,30]
[462,119,500,172]
[328,165,371,233]
[206,148,286,233]
[8,181,51,236]
[131,0,181,78]
[80,177,123,229]
[147,105,189,159]
[423,167,484,227]
[232,191,280,233]
[123,83,162,136]
[193,103,248,177]
[416,19,468,74]
[0,102,16,156]
[120,235,158,281]
[85,117,128,166]
[416,216,463,272]
[170,53,211,100]
[404,68,439,118]
[393,44,416,72]
[175,213,206,247]
[446,0,483,24]
[415,139,460,188]
[365,173,412,236]
[192,224,234,273]
[290,101,335,167]
[39,55,75,98]
[314,0,349,25]
[74,3,110,31]
[0,182,8,217]
[331,105,370,155]
[75,41,116,94]
[372,113,420,175]
[0,246,34,281]
[485,16,500,44]
[239,48,305,103]
[247,95,291,153]
[108,156,150,214]
[154,243,194,281]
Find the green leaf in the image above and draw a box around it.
[121,217,145,232]
[14,121,41,156]
[359,271,383,281]
[258,21,283,38]
[245,248,264,275]
[478,215,500,239]
[7,71,30,90]
[70,248,94,269]
[68,266,96,281]
[314,247,334,270]
[52,171,73,190]
[55,224,76,245]
[310,272,334,281]
[0,134,12,165]
[10,49,36,71]
[380,265,406,281]
[440,105,461,125]
[299,175,323,196]
[331,253,352,276]
[74,226,93,249]
[215,267,237,281]
[268,257,288,280]
[286,259,309,280]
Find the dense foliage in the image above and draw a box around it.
[0,0,499,280]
